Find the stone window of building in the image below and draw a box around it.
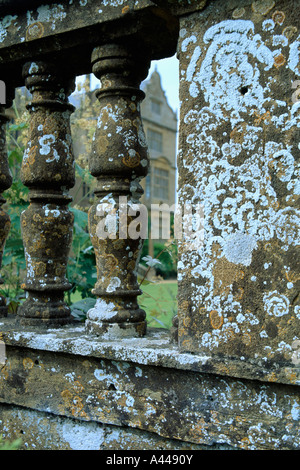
[153,167,169,200]
[148,129,163,153]
[151,99,161,115]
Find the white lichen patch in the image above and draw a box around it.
[87,298,118,322]
[27,5,67,31]
[106,277,121,293]
[178,14,300,357]
[0,15,17,42]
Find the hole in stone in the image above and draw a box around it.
[108,383,116,391]
[240,86,249,95]
[35,359,39,365]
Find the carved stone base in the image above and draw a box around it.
[17,292,72,327]
[85,320,146,339]
[86,295,146,338]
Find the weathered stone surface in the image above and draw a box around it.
[152,0,208,16]
[1,317,299,385]
[17,61,75,327]
[0,1,178,87]
[177,0,300,372]
[0,0,299,452]
[85,44,150,338]
[0,404,224,450]
[0,321,299,450]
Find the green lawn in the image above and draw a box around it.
[139,281,178,329]
[68,281,178,329]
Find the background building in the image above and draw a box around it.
[140,68,178,211]
[70,70,178,259]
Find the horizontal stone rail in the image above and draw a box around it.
[0,0,299,451]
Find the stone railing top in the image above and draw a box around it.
[0,0,178,87]
[1,317,299,387]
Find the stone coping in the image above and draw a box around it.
[1,316,299,387]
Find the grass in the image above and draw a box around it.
[139,281,177,329]
[68,281,178,330]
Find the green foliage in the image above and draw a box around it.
[70,297,96,322]
[66,206,97,304]
[139,282,177,329]
[140,239,177,279]
[1,94,178,328]
[1,118,97,313]
[0,435,22,450]
[0,121,29,312]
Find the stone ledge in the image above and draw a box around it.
[1,323,300,450]
[1,316,299,386]
[0,403,229,450]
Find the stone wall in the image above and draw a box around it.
[0,0,299,451]
[177,0,300,375]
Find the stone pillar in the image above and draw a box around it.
[0,103,12,317]
[17,61,75,327]
[85,44,150,338]
[177,0,300,372]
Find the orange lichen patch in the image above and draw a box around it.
[235,288,244,301]
[99,254,118,273]
[122,5,130,14]
[274,53,286,68]
[272,10,286,25]
[23,358,34,370]
[241,333,251,346]
[28,146,38,165]
[129,102,137,112]
[265,372,279,382]
[182,314,192,328]
[253,110,272,126]
[230,122,247,143]
[199,306,206,315]
[122,151,141,168]
[240,436,251,450]
[283,26,298,39]
[60,389,88,419]
[209,310,224,329]
[26,22,44,41]
[232,7,245,18]
[285,271,300,283]
[192,417,210,439]
[35,262,47,277]
[235,415,247,426]
[251,0,275,15]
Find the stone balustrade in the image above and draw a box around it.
[0,0,178,334]
[0,0,299,451]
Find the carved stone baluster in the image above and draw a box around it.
[0,105,12,317]
[85,44,150,338]
[17,61,75,327]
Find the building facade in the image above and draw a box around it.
[140,68,178,211]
